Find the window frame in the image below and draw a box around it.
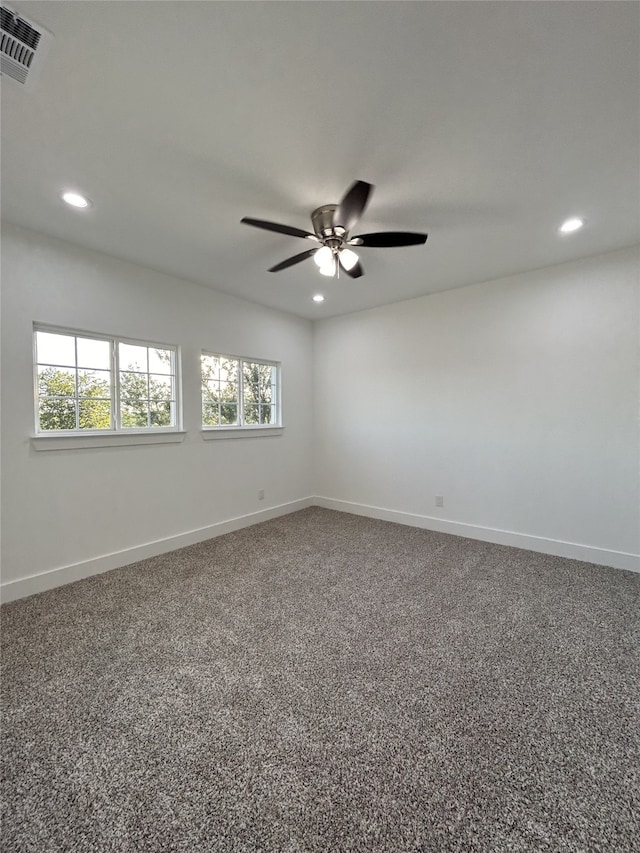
[200,350,282,434]
[116,335,180,431]
[32,324,182,438]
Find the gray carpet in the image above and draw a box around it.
[1,507,639,852]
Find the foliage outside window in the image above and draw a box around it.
[201,353,279,428]
[34,327,179,433]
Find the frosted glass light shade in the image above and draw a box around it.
[339,248,359,271]
[319,258,336,277]
[314,246,333,268]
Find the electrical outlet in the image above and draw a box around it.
[258,489,265,501]
[435,495,444,508]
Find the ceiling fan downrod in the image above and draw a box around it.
[311,204,346,278]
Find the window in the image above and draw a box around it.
[201,353,279,429]
[34,326,179,433]
[118,341,176,429]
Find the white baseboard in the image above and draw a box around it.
[0,497,315,603]
[313,496,640,574]
[3,495,637,603]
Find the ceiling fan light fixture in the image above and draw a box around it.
[241,179,428,280]
[314,246,333,268]
[339,248,359,271]
[319,258,337,277]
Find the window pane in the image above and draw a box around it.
[220,380,238,403]
[149,401,172,427]
[149,374,173,400]
[201,353,221,380]
[79,398,111,430]
[36,331,75,367]
[121,401,149,428]
[148,348,173,375]
[243,363,275,412]
[201,354,239,429]
[202,380,220,403]
[202,354,239,382]
[243,382,259,404]
[39,398,76,431]
[221,358,239,382]
[242,362,257,386]
[220,403,238,425]
[119,343,148,372]
[259,405,272,424]
[244,403,259,424]
[244,362,273,384]
[38,366,75,397]
[77,337,110,370]
[120,371,149,399]
[203,403,220,426]
[78,369,111,398]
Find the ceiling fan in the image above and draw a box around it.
[241,180,428,279]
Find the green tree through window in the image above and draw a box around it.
[243,361,274,424]
[38,367,111,430]
[201,353,278,428]
[34,328,178,432]
[119,345,174,428]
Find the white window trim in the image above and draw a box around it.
[31,430,187,451]
[201,426,284,440]
[201,351,282,432]
[33,323,182,437]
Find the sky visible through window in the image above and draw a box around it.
[37,332,109,369]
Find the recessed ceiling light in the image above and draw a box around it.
[559,217,584,234]
[312,294,325,303]
[61,191,92,209]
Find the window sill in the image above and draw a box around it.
[201,426,284,440]
[31,430,187,451]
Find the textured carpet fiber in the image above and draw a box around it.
[1,507,639,852]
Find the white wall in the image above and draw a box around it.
[314,247,640,571]
[2,229,637,602]
[1,224,314,599]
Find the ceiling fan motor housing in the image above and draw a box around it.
[311,205,345,249]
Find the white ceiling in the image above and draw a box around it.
[2,1,638,320]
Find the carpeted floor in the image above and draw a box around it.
[1,507,639,852]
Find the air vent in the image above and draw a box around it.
[1,5,52,89]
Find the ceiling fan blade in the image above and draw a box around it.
[339,257,364,279]
[241,217,317,240]
[268,248,318,272]
[350,232,428,247]
[333,181,373,233]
